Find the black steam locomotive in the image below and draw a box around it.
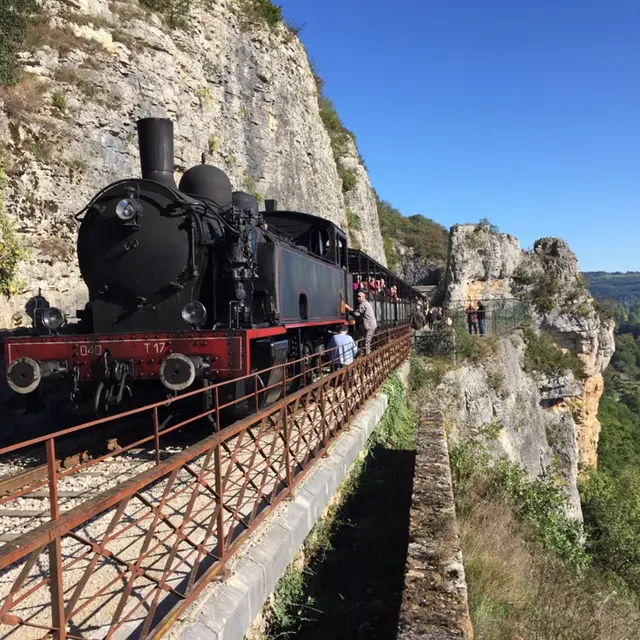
[3,118,419,420]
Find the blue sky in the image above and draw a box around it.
[278,0,640,272]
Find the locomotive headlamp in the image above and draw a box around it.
[42,307,66,331]
[115,198,140,221]
[182,301,207,328]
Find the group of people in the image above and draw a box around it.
[465,301,487,335]
[353,277,400,301]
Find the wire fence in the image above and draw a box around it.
[445,298,526,336]
[415,298,526,357]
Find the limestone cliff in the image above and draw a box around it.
[0,0,386,328]
[438,223,614,518]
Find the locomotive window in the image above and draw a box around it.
[310,228,330,258]
[337,236,347,268]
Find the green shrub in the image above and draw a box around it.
[239,0,282,29]
[376,198,449,272]
[450,436,589,574]
[339,166,357,193]
[319,96,353,159]
[0,0,40,85]
[140,0,192,27]
[476,217,500,234]
[0,167,26,297]
[207,134,221,155]
[345,207,361,231]
[581,467,640,595]
[529,270,560,313]
[453,319,498,363]
[242,174,264,204]
[523,325,584,378]
[51,90,67,111]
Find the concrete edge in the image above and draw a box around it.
[177,360,411,640]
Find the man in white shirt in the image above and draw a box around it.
[326,325,358,370]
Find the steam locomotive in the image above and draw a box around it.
[3,118,420,421]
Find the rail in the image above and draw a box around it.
[0,326,410,639]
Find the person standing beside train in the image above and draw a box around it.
[345,290,377,355]
[326,325,358,370]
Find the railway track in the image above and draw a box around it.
[0,411,213,544]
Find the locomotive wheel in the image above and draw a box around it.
[286,340,315,394]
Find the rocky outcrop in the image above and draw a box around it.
[437,332,585,518]
[0,0,386,328]
[438,223,615,517]
[340,138,386,265]
[393,241,443,286]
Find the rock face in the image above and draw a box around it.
[438,332,586,518]
[440,223,615,517]
[340,138,386,265]
[393,240,443,286]
[0,0,386,328]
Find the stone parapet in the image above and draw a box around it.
[397,407,473,639]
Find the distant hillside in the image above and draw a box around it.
[377,199,449,279]
[583,272,640,303]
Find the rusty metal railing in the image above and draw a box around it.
[0,326,410,639]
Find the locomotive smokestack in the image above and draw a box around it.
[264,199,278,212]
[136,118,177,190]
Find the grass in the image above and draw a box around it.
[450,433,640,639]
[261,373,418,638]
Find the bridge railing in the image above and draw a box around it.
[0,327,410,639]
[424,298,525,337]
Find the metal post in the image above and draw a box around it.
[214,444,225,561]
[320,384,328,449]
[344,365,350,421]
[46,438,66,640]
[283,406,292,489]
[254,375,259,413]
[153,406,160,465]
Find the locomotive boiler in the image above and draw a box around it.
[3,117,419,423]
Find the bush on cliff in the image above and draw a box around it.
[0,0,40,85]
[450,437,640,639]
[580,467,640,597]
[0,166,26,297]
[522,325,584,379]
[376,198,449,272]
